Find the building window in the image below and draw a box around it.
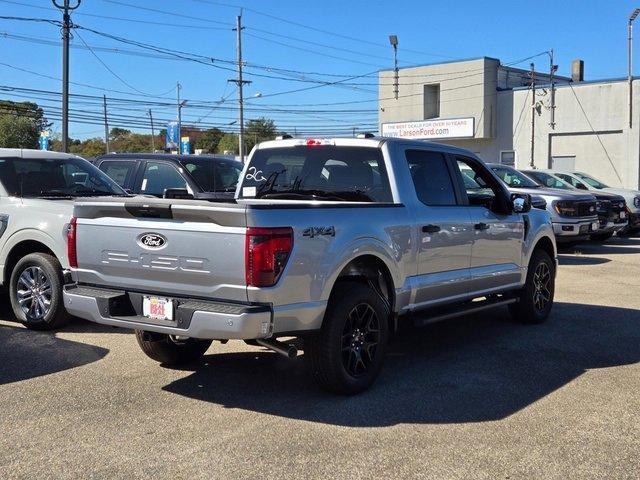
[500,151,515,166]
[423,84,440,119]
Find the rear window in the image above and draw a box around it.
[239,146,393,202]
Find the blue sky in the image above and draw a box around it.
[1,0,639,139]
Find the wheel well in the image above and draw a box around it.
[533,236,555,264]
[4,241,56,284]
[334,254,395,327]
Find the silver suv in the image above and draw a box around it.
[64,138,557,394]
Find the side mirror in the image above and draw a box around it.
[576,183,588,190]
[511,193,531,213]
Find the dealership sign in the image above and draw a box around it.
[381,117,475,140]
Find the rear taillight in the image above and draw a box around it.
[67,216,77,268]
[245,227,293,287]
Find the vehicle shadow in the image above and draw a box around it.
[0,323,109,385]
[557,255,610,266]
[571,245,640,255]
[162,302,640,427]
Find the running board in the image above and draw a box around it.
[412,296,517,327]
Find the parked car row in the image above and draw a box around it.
[489,165,639,243]
[0,140,637,394]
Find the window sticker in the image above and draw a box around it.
[243,186,256,197]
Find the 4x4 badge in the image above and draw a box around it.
[302,226,335,238]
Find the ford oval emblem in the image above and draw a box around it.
[138,233,167,249]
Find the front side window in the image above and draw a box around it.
[555,173,589,190]
[239,146,393,202]
[527,171,571,190]
[405,149,456,206]
[491,166,540,188]
[141,162,187,196]
[0,156,124,197]
[455,156,508,212]
[573,172,608,189]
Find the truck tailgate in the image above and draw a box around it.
[72,198,248,302]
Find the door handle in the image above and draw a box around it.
[422,224,441,233]
[474,222,490,231]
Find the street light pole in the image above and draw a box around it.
[629,9,640,128]
[52,0,81,152]
[389,35,399,100]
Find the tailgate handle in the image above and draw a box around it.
[125,203,173,219]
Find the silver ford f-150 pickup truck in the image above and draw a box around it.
[64,137,557,394]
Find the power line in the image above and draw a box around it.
[0,0,231,30]
[74,30,176,97]
[188,0,457,60]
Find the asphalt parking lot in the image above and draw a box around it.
[0,237,639,479]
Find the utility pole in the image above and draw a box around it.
[530,62,536,168]
[148,109,155,152]
[103,94,109,153]
[176,82,182,152]
[229,13,251,162]
[52,0,81,152]
[548,49,557,129]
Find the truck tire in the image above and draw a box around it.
[9,252,70,330]
[590,232,614,242]
[509,249,555,324]
[135,330,212,365]
[304,281,389,395]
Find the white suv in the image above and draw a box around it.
[0,149,126,329]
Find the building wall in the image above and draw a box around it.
[379,58,640,189]
[492,79,640,189]
[379,57,499,139]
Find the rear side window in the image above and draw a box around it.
[405,149,457,206]
[99,160,137,188]
[240,146,393,202]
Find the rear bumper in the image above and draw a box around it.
[63,285,273,340]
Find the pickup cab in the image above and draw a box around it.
[64,137,557,394]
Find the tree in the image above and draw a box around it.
[0,115,39,148]
[216,133,238,154]
[245,117,276,152]
[0,100,50,133]
[109,127,132,142]
[69,138,107,158]
[195,127,224,153]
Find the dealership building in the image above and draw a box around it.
[378,57,640,189]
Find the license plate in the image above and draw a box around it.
[142,296,173,321]
[620,211,626,219]
[591,222,599,231]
